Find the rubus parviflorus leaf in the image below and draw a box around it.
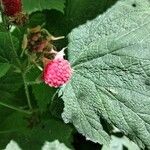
[22,0,65,14]
[61,0,150,148]
[102,135,140,150]
[42,140,71,150]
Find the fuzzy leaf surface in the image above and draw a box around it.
[62,0,150,148]
[5,140,22,150]
[42,140,71,150]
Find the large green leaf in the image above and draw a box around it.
[62,0,150,148]
[22,0,65,13]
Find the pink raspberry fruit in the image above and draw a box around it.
[43,58,72,88]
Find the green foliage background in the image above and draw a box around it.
[0,0,150,150]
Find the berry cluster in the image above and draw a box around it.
[2,0,22,16]
[1,1,72,88]
[26,26,50,53]
[43,58,72,88]
[23,26,64,54]
[1,0,27,25]
[23,26,72,88]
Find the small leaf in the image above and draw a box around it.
[5,140,71,150]
[62,0,150,148]
[42,140,71,150]
[102,136,140,150]
[65,0,118,29]
[5,140,22,150]
[0,114,73,149]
